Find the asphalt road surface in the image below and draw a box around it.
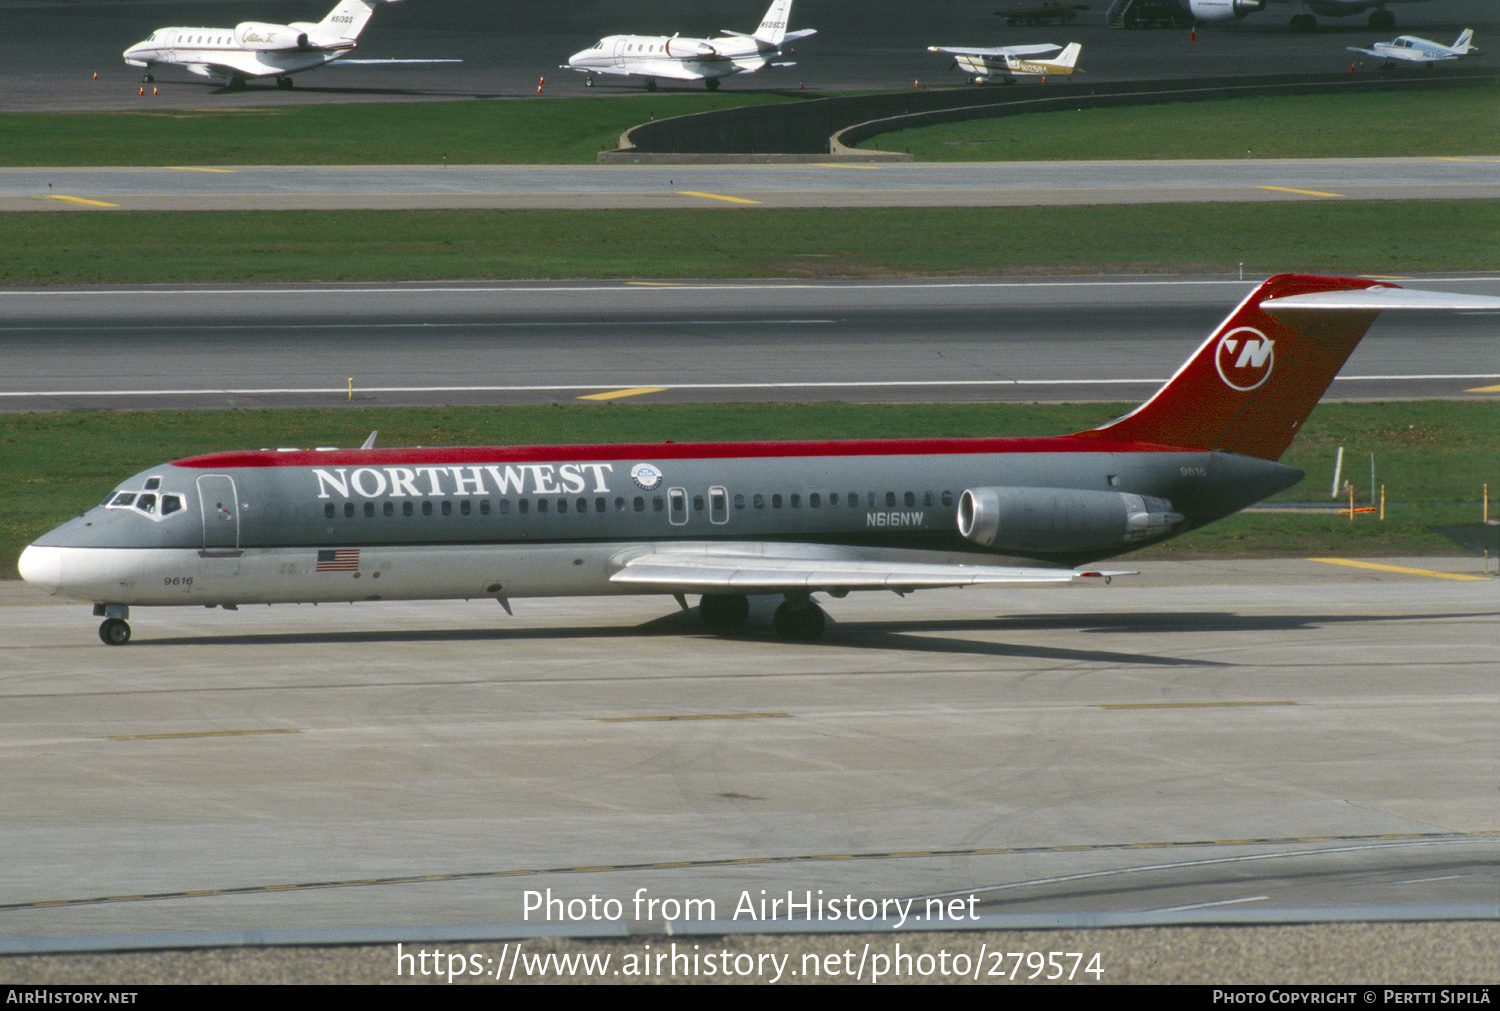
[3,273,1497,411]
[0,0,1492,112]
[2,558,1495,980]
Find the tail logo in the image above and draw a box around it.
[1215,327,1275,391]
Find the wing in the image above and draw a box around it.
[928,44,1061,57]
[608,544,1125,595]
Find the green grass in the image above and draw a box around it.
[861,86,1500,160]
[3,201,1497,284]
[5,401,1496,576]
[2,86,1494,167]
[0,94,800,167]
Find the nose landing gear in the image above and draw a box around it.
[99,618,132,645]
[95,604,131,645]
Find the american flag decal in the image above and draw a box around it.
[316,548,360,572]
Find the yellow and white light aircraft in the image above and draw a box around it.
[123,0,402,90]
[565,0,815,91]
[928,42,1082,84]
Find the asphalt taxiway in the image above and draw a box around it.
[7,158,1500,212]
[1,556,1495,976]
[3,274,1497,411]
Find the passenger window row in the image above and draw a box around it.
[321,489,956,521]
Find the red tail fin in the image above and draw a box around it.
[1082,274,1391,461]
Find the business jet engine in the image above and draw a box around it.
[957,487,1183,553]
[234,23,313,51]
[1187,0,1266,20]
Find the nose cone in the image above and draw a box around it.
[18,544,61,594]
[566,49,590,68]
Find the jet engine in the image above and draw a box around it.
[1187,0,1266,20]
[234,23,312,51]
[957,487,1183,554]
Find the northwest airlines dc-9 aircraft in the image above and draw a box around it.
[565,0,815,91]
[123,0,402,90]
[20,276,1499,646]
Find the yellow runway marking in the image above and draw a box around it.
[1465,383,1500,393]
[679,190,760,204]
[1098,701,1296,710]
[108,728,298,741]
[1309,558,1490,582]
[167,166,235,173]
[1257,185,1344,198]
[813,164,882,169]
[598,713,790,723]
[577,387,668,401]
[625,281,687,287]
[46,195,119,208]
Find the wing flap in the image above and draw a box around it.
[610,549,1119,594]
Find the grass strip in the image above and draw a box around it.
[1,87,1494,167]
[3,201,1497,284]
[0,94,796,167]
[860,87,1500,160]
[5,400,1496,576]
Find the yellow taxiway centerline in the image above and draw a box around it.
[678,190,760,205]
[1257,185,1345,198]
[1308,558,1490,581]
[46,195,119,207]
[577,387,668,401]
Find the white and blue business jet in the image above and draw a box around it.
[565,0,815,91]
[123,0,404,90]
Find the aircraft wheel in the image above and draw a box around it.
[276,76,293,90]
[585,76,594,87]
[646,78,657,92]
[1368,10,1395,30]
[142,74,154,83]
[773,600,826,641]
[99,618,131,646]
[705,78,720,91]
[699,594,750,632]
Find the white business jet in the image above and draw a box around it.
[565,0,816,91]
[1348,28,1477,67]
[928,42,1083,84]
[123,0,402,90]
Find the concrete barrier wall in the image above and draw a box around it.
[608,69,1497,159]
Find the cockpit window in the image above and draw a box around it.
[105,481,185,521]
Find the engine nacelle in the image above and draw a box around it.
[957,487,1183,554]
[1187,0,1266,21]
[234,23,311,51]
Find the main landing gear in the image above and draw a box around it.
[275,76,294,90]
[698,593,828,640]
[95,604,131,645]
